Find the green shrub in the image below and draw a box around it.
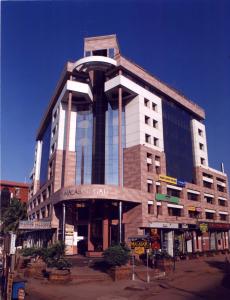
[21,247,41,257]
[103,244,130,267]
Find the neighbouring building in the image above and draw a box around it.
[0,180,29,205]
[23,34,230,256]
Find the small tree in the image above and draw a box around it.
[1,198,27,234]
[103,244,130,267]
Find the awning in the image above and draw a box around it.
[167,204,183,209]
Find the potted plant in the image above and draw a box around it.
[155,251,173,272]
[103,243,131,281]
[42,241,72,282]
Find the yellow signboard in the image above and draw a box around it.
[134,247,145,255]
[159,174,177,185]
[188,206,196,211]
[199,223,208,233]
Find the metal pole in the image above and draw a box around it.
[132,253,135,281]
[146,249,150,283]
[119,201,122,243]
[62,203,66,243]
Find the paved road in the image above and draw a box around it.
[24,254,230,300]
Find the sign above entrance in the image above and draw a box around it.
[159,175,186,187]
[156,193,179,204]
[63,187,109,198]
[19,220,51,230]
[149,222,179,229]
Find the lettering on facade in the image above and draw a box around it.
[63,187,109,198]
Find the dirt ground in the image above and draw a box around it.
[24,254,230,300]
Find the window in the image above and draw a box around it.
[155,166,160,174]
[147,164,153,172]
[108,48,115,58]
[200,157,206,165]
[187,193,199,201]
[42,190,47,202]
[41,209,46,219]
[218,199,227,207]
[204,196,214,204]
[147,153,152,159]
[205,212,215,220]
[47,204,51,217]
[144,98,150,107]
[219,214,228,221]
[167,188,180,198]
[147,182,153,193]
[37,195,41,205]
[153,119,158,128]
[198,128,203,136]
[217,185,225,193]
[145,134,151,144]
[168,207,182,217]
[152,102,157,111]
[156,185,161,194]
[155,155,160,162]
[157,205,162,216]
[53,109,58,122]
[199,143,204,150]
[188,211,200,219]
[85,51,91,57]
[153,137,159,147]
[148,204,154,214]
[145,115,150,125]
[52,126,57,138]
[92,49,107,56]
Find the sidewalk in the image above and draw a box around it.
[24,253,230,300]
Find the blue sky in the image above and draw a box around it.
[1,0,230,183]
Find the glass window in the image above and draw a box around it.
[39,121,51,187]
[85,51,91,57]
[108,48,115,58]
[162,98,195,183]
[76,105,93,185]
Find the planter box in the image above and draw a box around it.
[49,269,71,282]
[108,265,131,281]
[156,259,173,272]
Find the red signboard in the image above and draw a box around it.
[208,223,230,230]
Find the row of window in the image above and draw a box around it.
[28,184,52,211]
[29,204,51,220]
[145,134,159,147]
[144,98,158,112]
[144,115,158,128]
[147,205,229,221]
[146,181,228,206]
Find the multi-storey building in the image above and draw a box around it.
[25,34,230,256]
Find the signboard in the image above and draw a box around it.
[208,223,230,230]
[134,247,145,255]
[149,222,179,229]
[10,233,16,255]
[19,220,51,230]
[199,223,208,233]
[156,193,179,204]
[159,174,186,187]
[177,180,186,187]
[159,175,177,185]
[188,206,196,211]
[130,238,150,249]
